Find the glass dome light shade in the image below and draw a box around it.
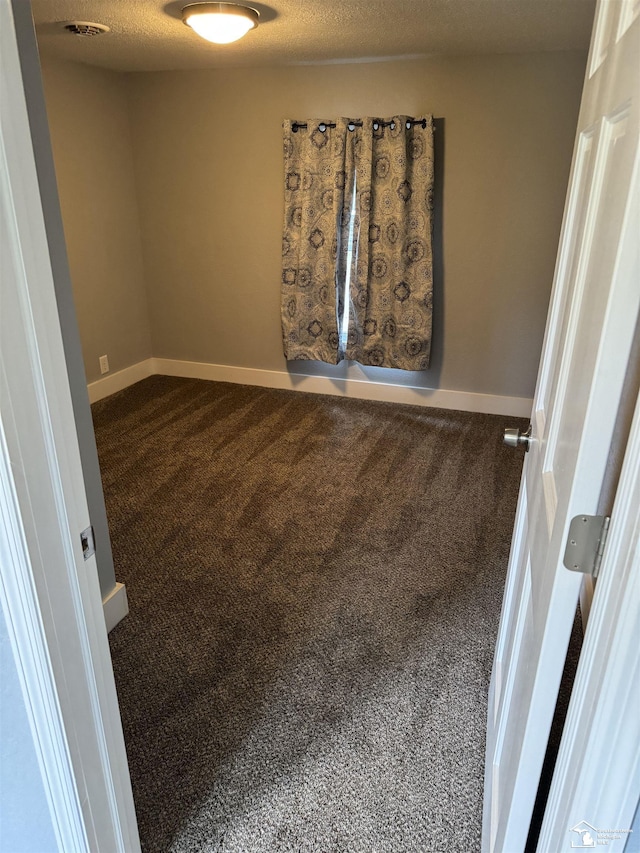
[182,3,259,44]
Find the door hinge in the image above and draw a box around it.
[80,525,95,561]
[563,514,610,578]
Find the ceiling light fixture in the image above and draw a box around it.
[181,3,259,44]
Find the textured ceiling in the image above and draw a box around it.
[31,0,596,72]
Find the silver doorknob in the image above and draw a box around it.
[503,424,532,451]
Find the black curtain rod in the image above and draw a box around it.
[291,118,430,133]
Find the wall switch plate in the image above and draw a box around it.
[99,355,109,374]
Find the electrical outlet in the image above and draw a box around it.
[99,355,109,375]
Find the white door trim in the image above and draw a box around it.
[0,2,139,849]
[0,422,87,852]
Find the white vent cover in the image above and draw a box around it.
[62,21,110,36]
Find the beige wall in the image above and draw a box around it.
[127,52,586,399]
[41,58,152,383]
[41,52,586,398]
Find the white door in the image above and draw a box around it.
[482,1,640,850]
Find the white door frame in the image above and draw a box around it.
[0,1,139,850]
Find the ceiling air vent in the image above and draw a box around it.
[63,21,110,37]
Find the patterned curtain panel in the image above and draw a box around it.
[281,115,434,370]
[347,116,435,370]
[281,118,350,364]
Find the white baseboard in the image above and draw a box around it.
[152,357,533,417]
[87,358,154,403]
[85,355,532,416]
[102,582,128,633]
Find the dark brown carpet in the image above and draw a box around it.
[93,375,526,852]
